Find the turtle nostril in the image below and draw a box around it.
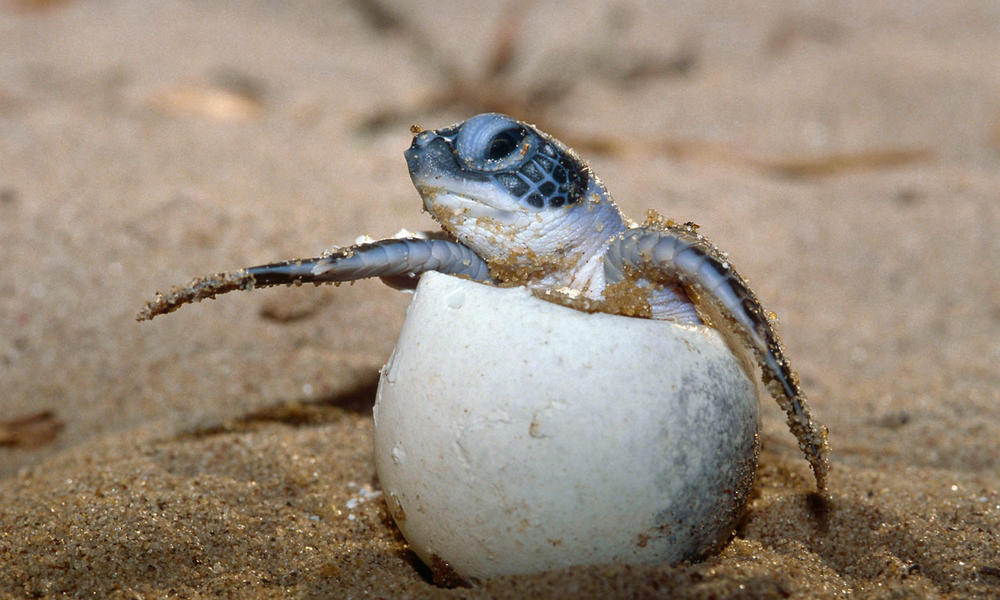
[405,134,452,176]
[406,133,439,173]
[411,131,438,149]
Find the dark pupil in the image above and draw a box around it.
[488,127,524,161]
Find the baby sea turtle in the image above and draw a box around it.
[138,113,830,492]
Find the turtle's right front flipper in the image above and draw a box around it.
[605,223,831,493]
[137,237,492,321]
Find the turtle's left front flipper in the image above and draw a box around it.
[605,223,831,493]
[137,237,492,321]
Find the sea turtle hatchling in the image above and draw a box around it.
[138,113,830,492]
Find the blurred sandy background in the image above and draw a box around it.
[1,0,999,597]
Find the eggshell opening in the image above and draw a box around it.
[373,272,760,581]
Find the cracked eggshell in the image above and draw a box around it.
[373,272,760,581]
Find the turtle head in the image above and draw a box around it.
[405,113,625,278]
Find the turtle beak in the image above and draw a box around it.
[405,131,457,183]
[403,130,432,176]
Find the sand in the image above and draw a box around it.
[1,1,998,597]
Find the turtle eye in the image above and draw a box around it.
[488,127,526,161]
[454,113,534,173]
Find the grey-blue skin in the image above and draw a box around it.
[139,113,830,492]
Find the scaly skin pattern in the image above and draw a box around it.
[139,113,830,493]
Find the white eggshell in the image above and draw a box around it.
[373,272,759,581]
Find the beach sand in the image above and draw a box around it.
[1,1,998,597]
